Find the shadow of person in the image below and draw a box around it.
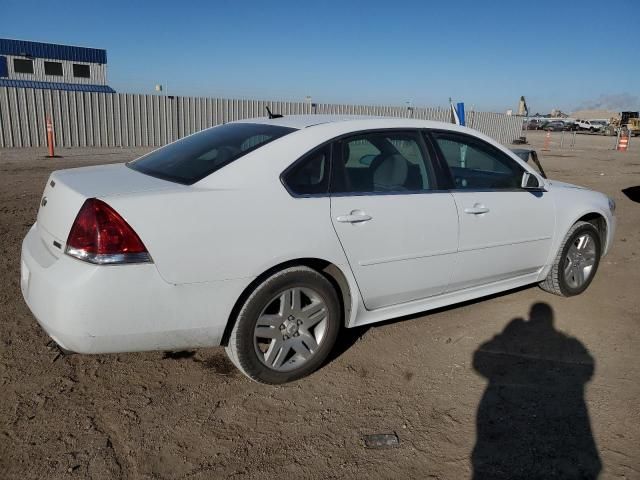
[472,303,601,479]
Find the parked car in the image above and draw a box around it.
[21,116,616,383]
[526,119,544,130]
[589,120,608,131]
[544,121,566,131]
[575,120,602,132]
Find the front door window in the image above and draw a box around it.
[432,132,523,190]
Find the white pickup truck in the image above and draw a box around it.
[574,120,603,132]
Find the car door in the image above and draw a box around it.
[429,130,555,292]
[329,130,459,310]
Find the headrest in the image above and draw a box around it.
[371,154,408,191]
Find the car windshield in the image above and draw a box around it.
[127,123,296,184]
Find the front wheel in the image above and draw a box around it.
[539,221,601,296]
[225,266,341,384]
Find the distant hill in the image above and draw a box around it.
[570,109,618,120]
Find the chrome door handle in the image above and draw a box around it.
[464,204,490,215]
[336,211,372,223]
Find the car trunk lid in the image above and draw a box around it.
[36,163,180,254]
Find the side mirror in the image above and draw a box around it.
[521,171,543,189]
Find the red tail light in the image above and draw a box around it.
[65,198,152,264]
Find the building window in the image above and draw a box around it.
[13,58,34,74]
[72,64,90,78]
[44,61,63,76]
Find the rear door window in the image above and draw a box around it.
[331,131,435,194]
[128,123,296,184]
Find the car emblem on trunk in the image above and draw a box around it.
[41,196,47,207]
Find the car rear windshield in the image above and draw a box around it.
[127,123,296,184]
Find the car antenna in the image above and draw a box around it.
[265,106,283,119]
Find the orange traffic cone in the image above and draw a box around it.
[617,133,629,152]
[46,116,55,157]
[543,131,551,151]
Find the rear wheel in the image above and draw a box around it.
[226,266,341,384]
[539,221,601,296]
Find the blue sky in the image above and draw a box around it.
[3,0,639,113]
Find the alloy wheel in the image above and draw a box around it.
[563,233,597,289]
[253,287,328,372]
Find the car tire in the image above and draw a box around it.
[225,266,341,384]
[539,221,602,297]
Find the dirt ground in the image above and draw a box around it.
[1,131,639,479]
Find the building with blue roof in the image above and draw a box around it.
[0,38,115,93]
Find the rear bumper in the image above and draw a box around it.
[20,224,248,354]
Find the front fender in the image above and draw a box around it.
[539,187,615,280]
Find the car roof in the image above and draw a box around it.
[233,114,474,133]
[235,114,380,129]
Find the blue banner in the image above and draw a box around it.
[457,102,465,126]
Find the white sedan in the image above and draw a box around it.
[21,115,616,383]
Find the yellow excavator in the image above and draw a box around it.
[627,117,640,137]
[604,111,639,136]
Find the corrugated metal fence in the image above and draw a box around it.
[0,87,524,148]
